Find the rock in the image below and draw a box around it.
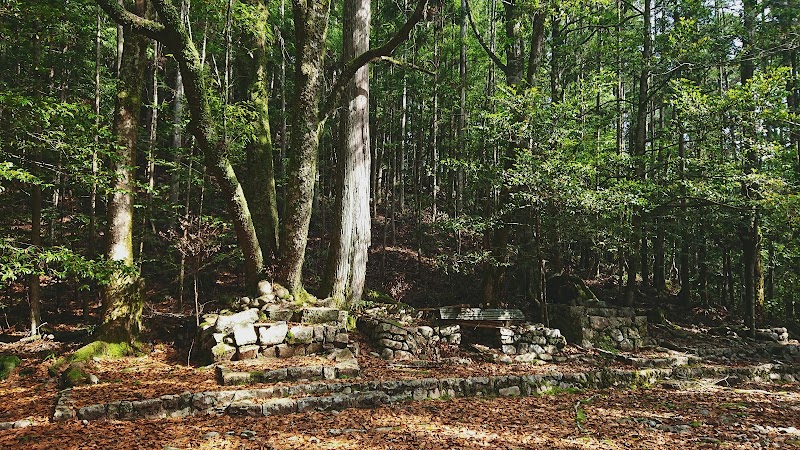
[380,348,394,360]
[288,325,314,344]
[211,343,237,362]
[241,430,257,438]
[267,309,294,322]
[447,334,461,345]
[274,285,290,300]
[501,345,517,355]
[394,350,413,361]
[88,374,100,385]
[439,325,460,337]
[302,307,341,324]
[499,386,520,397]
[515,353,540,363]
[237,344,260,360]
[203,432,220,439]
[257,280,273,296]
[232,324,258,346]
[417,326,434,338]
[276,344,294,358]
[215,309,259,334]
[259,322,288,345]
[546,274,598,306]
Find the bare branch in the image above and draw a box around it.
[321,0,429,119]
[464,0,507,75]
[95,0,166,41]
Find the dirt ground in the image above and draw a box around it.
[1,381,799,449]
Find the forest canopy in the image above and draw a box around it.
[0,0,798,344]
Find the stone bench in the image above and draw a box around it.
[437,307,526,327]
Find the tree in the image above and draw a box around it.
[99,0,150,343]
[321,0,372,307]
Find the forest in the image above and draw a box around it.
[0,0,799,447]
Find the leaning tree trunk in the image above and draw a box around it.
[321,0,371,308]
[101,0,149,343]
[97,0,265,294]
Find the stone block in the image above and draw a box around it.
[334,333,349,348]
[501,345,517,355]
[237,344,260,360]
[447,334,461,345]
[211,343,236,362]
[378,338,403,350]
[215,309,259,334]
[499,386,520,397]
[288,325,314,344]
[589,316,610,330]
[276,344,294,358]
[306,342,323,354]
[233,323,258,346]
[439,325,460,337]
[259,321,288,345]
[302,307,341,324]
[262,398,297,416]
[260,345,276,358]
[380,348,394,360]
[268,309,294,322]
[417,326,434,338]
[394,350,414,361]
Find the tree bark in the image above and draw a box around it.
[239,0,280,261]
[322,0,371,307]
[101,0,149,342]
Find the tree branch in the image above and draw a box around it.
[464,0,507,75]
[320,0,429,119]
[95,0,167,42]
[376,56,434,75]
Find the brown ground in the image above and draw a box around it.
[1,382,799,449]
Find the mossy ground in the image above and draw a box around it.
[0,355,21,380]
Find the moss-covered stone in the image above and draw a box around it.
[0,355,21,380]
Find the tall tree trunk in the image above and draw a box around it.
[322,0,371,307]
[740,0,762,336]
[239,0,280,261]
[101,0,149,343]
[278,0,333,294]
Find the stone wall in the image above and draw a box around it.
[461,324,567,362]
[548,305,647,351]
[356,317,461,361]
[197,307,349,363]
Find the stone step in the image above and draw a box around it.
[55,363,800,423]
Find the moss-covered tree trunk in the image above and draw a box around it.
[278,0,332,294]
[238,0,280,261]
[100,0,149,343]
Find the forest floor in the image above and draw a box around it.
[1,219,799,448]
[1,317,799,449]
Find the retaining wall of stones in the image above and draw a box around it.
[216,348,360,385]
[548,305,647,350]
[356,317,461,361]
[461,324,567,362]
[197,307,349,363]
[51,363,800,423]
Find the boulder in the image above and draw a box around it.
[215,309,259,334]
[546,274,598,306]
[258,322,288,345]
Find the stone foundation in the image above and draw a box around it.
[547,305,647,350]
[461,324,567,362]
[196,307,349,363]
[356,317,461,361]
